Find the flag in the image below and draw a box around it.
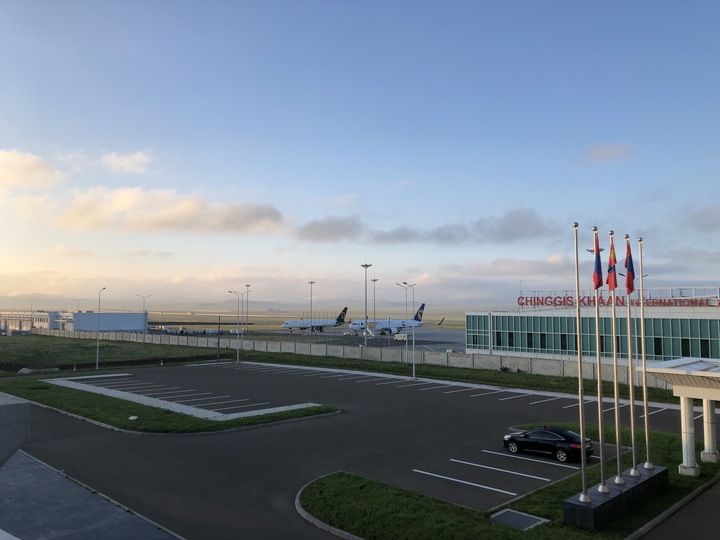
[607,236,617,291]
[625,238,635,294]
[593,231,603,289]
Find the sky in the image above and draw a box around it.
[1,1,719,314]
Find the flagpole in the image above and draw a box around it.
[639,237,654,469]
[593,226,608,493]
[574,223,590,502]
[608,231,624,485]
[625,234,640,477]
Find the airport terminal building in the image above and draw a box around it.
[466,287,720,363]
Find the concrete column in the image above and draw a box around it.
[679,396,700,477]
[702,399,720,463]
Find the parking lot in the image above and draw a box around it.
[10,360,696,539]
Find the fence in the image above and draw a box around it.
[34,328,670,390]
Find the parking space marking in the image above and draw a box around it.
[199,399,250,407]
[142,387,184,395]
[450,459,551,482]
[413,469,516,496]
[603,403,629,413]
[213,402,271,411]
[563,399,594,409]
[469,390,505,398]
[643,407,668,417]
[443,387,476,395]
[353,377,386,383]
[337,375,375,381]
[529,397,562,405]
[498,393,532,401]
[396,382,436,388]
[172,394,223,403]
[419,385,453,391]
[481,450,580,470]
[375,380,403,385]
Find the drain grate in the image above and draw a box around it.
[490,508,549,531]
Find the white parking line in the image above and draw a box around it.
[642,407,668,417]
[174,395,230,403]
[562,400,594,409]
[170,393,214,402]
[142,387,183,395]
[469,390,505,398]
[353,378,385,383]
[419,385,452,391]
[450,459,551,482]
[529,397,562,405]
[498,393,532,401]
[443,388,477,395]
[413,469,516,496]
[481,450,580,470]
[337,375,374,381]
[375,380,403,386]
[397,382,435,388]
[200,399,250,407]
[213,402,271,411]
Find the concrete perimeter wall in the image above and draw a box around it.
[33,328,670,390]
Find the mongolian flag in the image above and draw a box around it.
[625,238,635,295]
[593,231,603,290]
[606,236,617,291]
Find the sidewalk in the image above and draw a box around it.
[0,451,180,540]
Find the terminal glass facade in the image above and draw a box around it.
[466,313,720,362]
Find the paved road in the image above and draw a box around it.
[1,359,711,539]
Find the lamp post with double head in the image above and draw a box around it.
[361,263,372,346]
[396,282,412,376]
[26,299,38,332]
[403,281,416,379]
[136,294,152,341]
[229,290,243,362]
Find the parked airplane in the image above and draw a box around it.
[281,307,348,332]
[347,303,443,335]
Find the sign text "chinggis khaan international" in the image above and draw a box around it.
[517,296,715,308]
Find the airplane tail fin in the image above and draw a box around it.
[335,307,348,325]
[413,303,426,322]
[437,317,445,326]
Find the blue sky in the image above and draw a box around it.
[1,1,718,313]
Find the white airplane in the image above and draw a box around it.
[281,307,348,332]
[348,303,443,335]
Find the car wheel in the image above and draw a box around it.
[507,441,519,454]
[555,448,568,462]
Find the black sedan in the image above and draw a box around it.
[502,426,593,462]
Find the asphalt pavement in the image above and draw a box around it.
[2,347,719,539]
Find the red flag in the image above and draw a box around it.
[625,239,635,295]
[606,236,617,291]
[592,231,603,290]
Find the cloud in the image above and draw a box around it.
[0,149,65,188]
[101,151,153,174]
[61,187,285,234]
[296,214,365,242]
[128,249,175,258]
[370,208,561,245]
[584,143,631,163]
[687,205,720,232]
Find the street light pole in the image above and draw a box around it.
[371,278,379,334]
[26,299,38,332]
[96,287,106,370]
[403,281,417,380]
[308,281,315,337]
[361,263,372,347]
[70,298,86,313]
[245,284,251,333]
[136,294,152,341]
[396,282,410,375]
[229,290,242,362]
